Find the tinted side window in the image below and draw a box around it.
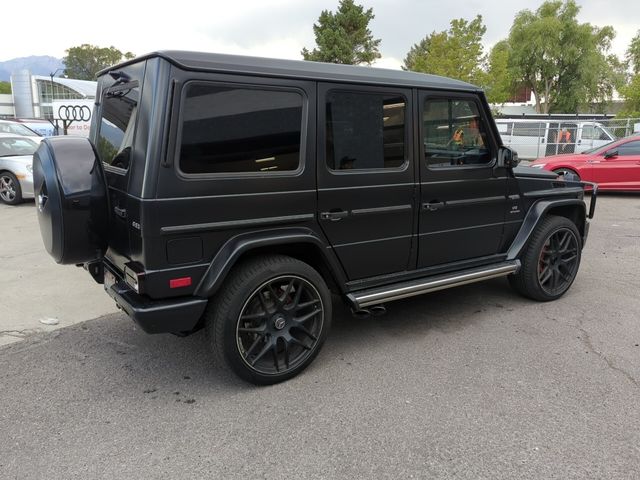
[423,98,491,167]
[325,91,406,170]
[512,122,545,137]
[97,82,139,170]
[616,140,640,156]
[179,84,303,174]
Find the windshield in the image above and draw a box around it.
[0,136,38,157]
[0,122,39,137]
[581,139,618,155]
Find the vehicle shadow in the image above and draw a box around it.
[2,277,528,393]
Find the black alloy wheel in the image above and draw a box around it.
[509,215,582,301]
[536,227,580,297]
[205,255,331,384]
[236,275,324,375]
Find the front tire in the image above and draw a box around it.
[205,255,332,385]
[509,215,582,301]
[0,172,23,205]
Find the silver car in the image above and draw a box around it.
[0,134,38,205]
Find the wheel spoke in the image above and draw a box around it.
[539,266,553,285]
[296,299,321,311]
[256,290,272,314]
[240,311,267,322]
[292,280,304,308]
[290,337,311,351]
[271,338,280,372]
[238,325,266,334]
[244,334,264,359]
[295,309,320,324]
[293,324,317,341]
[250,339,274,366]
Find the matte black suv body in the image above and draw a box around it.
[34,51,596,384]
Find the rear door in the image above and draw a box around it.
[94,61,146,263]
[316,84,416,280]
[418,92,508,268]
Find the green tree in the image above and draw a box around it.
[508,0,616,113]
[63,44,135,80]
[0,81,11,94]
[626,31,640,75]
[403,15,487,85]
[483,40,515,104]
[618,75,640,117]
[301,0,381,65]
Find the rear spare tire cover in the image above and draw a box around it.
[33,137,109,265]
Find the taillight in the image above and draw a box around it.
[169,277,192,289]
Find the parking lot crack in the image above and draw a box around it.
[578,326,640,389]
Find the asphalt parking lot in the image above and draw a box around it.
[1,194,639,479]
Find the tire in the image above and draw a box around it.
[205,255,332,385]
[509,215,582,302]
[553,168,580,182]
[0,171,23,205]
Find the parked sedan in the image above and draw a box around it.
[0,134,38,205]
[530,135,640,191]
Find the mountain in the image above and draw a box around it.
[0,56,64,82]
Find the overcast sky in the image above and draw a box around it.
[3,0,639,69]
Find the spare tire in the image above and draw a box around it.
[33,137,109,265]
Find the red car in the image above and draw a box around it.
[529,135,640,191]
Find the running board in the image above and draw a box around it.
[347,261,520,309]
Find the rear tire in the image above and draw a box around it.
[509,215,582,301]
[205,255,332,385]
[0,172,23,205]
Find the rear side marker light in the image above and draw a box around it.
[170,277,192,289]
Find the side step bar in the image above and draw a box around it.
[347,261,520,309]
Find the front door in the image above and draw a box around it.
[592,139,640,190]
[316,84,416,280]
[418,92,509,268]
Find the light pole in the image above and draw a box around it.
[49,68,65,134]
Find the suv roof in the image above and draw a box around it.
[99,50,480,92]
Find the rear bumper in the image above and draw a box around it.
[103,264,207,334]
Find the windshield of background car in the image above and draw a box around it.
[96,76,140,170]
[0,137,38,156]
[0,122,39,137]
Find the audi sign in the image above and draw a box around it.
[52,100,94,137]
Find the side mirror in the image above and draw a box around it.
[498,146,519,168]
[604,150,618,159]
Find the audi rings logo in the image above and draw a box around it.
[58,105,92,122]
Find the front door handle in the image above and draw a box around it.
[320,210,349,221]
[423,202,445,212]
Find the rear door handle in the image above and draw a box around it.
[423,202,445,212]
[320,210,349,221]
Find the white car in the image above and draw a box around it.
[0,133,38,205]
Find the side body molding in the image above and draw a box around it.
[194,227,347,298]
[507,199,586,261]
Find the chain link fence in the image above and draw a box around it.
[496,117,640,160]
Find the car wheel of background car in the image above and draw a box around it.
[32,137,109,264]
[553,168,580,181]
[509,215,582,302]
[0,171,23,205]
[205,255,332,385]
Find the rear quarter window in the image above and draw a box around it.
[178,83,304,175]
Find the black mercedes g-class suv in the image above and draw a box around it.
[33,51,597,384]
